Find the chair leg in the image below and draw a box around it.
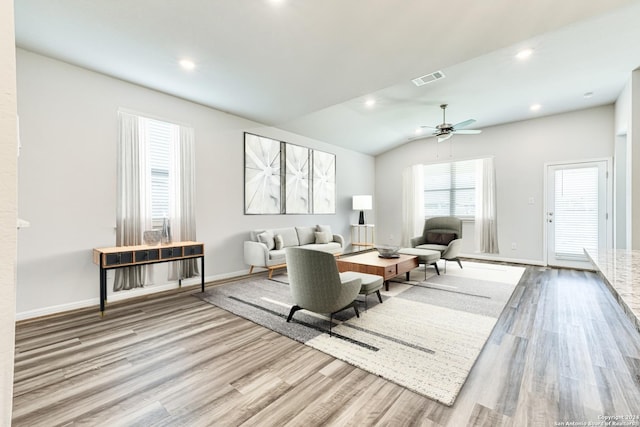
[249,265,254,275]
[456,258,463,269]
[376,290,383,304]
[433,262,440,275]
[287,305,302,322]
[352,301,360,318]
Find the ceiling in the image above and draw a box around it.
[14,0,640,155]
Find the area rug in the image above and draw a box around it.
[196,261,525,406]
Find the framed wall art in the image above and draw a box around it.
[244,133,282,214]
[312,149,336,214]
[243,132,336,215]
[284,143,311,214]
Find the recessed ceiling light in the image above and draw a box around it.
[583,91,594,98]
[179,59,195,70]
[414,128,423,135]
[530,103,542,111]
[365,99,376,108]
[515,48,534,60]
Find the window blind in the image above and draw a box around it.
[424,159,476,217]
[554,167,599,259]
[144,118,175,221]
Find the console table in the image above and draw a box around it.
[93,241,205,315]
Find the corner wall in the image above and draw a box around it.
[16,49,375,318]
[0,0,18,422]
[375,105,614,264]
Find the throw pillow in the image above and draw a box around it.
[314,231,332,244]
[257,231,275,250]
[426,232,456,245]
[274,234,284,250]
[316,224,332,235]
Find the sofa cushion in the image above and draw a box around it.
[278,228,300,248]
[268,249,286,265]
[425,232,456,245]
[274,234,284,250]
[296,226,316,246]
[257,231,275,250]
[304,242,342,254]
[314,231,332,244]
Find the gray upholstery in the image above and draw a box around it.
[410,216,463,271]
[398,247,441,278]
[285,247,361,331]
[340,271,384,309]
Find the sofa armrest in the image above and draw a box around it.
[244,241,269,267]
[333,234,345,249]
[441,238,462,260]
[410,236,426,248]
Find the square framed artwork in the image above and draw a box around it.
[312,150,336,214]
[244,133,282,214]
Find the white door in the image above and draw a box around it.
[546,160,608,269]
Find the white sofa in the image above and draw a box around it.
[244,225,344,278]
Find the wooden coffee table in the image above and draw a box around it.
[336,251,418,291]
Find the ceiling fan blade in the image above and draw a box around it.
[452,119,476,130]
[454,129,482,134]
[420,125,437,129]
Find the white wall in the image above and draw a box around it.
[615,70,640,249]
[0,0,18,421]
[376,105,614,265]
[16,49,375,318]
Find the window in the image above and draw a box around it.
[141,117,178,223]
[423,159,476,217]
[117,110,198,289]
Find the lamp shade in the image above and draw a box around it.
[352,195,372,210]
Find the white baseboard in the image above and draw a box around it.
[15,269,249,321]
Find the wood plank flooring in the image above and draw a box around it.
[12,266,640,426]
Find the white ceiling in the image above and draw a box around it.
[14,0,640,155]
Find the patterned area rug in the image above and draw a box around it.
[196,261,525,406]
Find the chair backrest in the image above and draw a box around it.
[422,216,463,239]
[285,247,344,313]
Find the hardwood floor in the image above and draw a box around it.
[12,266,640,426]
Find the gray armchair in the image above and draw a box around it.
[410,216,463,271]
[285,247,361,334]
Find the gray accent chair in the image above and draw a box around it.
[410,216,463,272]
[285,247,360,335]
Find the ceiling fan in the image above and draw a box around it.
[421,104,482,142]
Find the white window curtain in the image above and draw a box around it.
[116,111,198,290]
[115,111,148,291]
[169,126,199,280]
[474,157,499,253]
[401,164,425,247]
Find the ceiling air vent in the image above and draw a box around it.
[411,71,446,87]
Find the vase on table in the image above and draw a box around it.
[161,217,172,244]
